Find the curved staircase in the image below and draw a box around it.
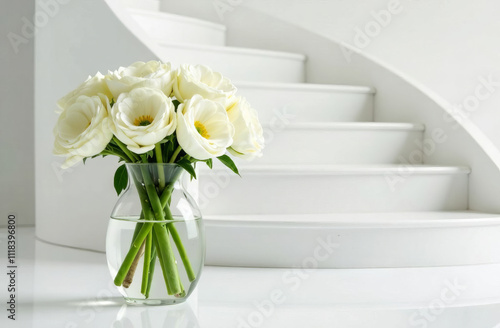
[117,1,500,270]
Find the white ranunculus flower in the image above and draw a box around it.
[176,94,234,160]
[173,64,237,106]
[57,72,112,113]
[110,87,176,154]
[227,97,265,160]
[53,94,113,168]
[106,61,175,100]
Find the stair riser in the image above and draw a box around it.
[157,45,305,83]
[244,128,424,165]
[239,86,374,123]
[130,11,226,46]
[205,223,500,268]
[198,172,468,214]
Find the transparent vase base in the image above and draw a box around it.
[124,297,187,306]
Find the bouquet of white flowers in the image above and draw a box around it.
[53,61,264,301]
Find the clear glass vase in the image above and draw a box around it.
[106,163,205,305]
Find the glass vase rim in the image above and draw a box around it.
[109,216,202,223]
[125,163,183,168]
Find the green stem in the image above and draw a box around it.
[141,167,165,221]
[129,211,144,248]
[155,144,166,190]
[160,184,174,206]
[101,143,129,162]
[100,150,123,158]
[169,145,182,163]
[113,137,140,162]
[158,169,183,206]
[141,230,152,295]
[134,193,178,295]
[120,214,145,287]
[167,223,196,282]
[140,166,182,295]
[177,278,186,298]
[114,222,154,286]
[159,175,196,282]
[152,225,178,294]
[145,243,157,298]
[130,222,143,247]
[117,166,192,297]
[150,231,171,294]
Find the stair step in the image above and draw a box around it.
[199,265,500,310]
[243,122,425,165]
[204,211,500,268]
[237,82,375,123]
[197,165,470,215]
[156,43,306,83]
[128,9,226,46]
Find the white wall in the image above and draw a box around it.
[0,0,35,226]
[34,0,162,251]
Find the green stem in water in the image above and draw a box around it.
[165,208,196,282]
[129,212,144,248]
[130,173,177,295]
[153,226,185,295]
[169,145,182,163]
[121,213,145,288]
[177,277,186,298]
[157,169,196,282]
[140,166,182,295]
[114,222,154,286]
[145,242,157,299]
[141,230,152,295]
[116,165,193,297]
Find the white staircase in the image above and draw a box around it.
[240,123,425,165]
[199,165,470,214]
[128,9,226,46]
[121,1,500,270]
[238,82,375,122]
[102,0,500,268]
